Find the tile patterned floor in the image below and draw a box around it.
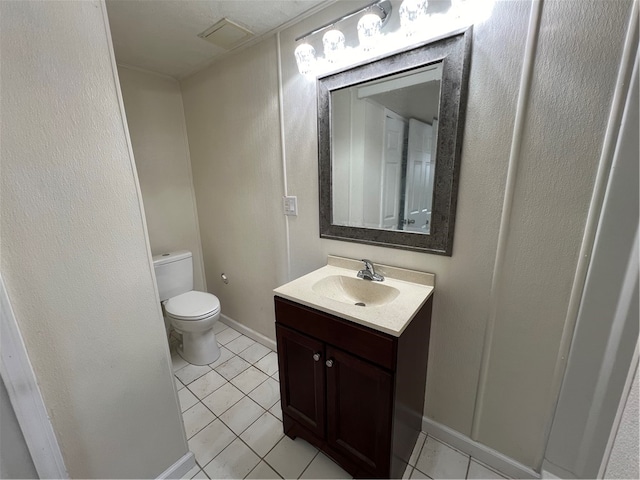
[173,323,509,479]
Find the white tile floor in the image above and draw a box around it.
[173,323,510,479]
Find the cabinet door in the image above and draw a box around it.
[276,325,326,438]
[326,346,393,477]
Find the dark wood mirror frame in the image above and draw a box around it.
[317,27,472,255]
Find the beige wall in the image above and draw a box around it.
[279,0,521,440]
[604,366,639,479]
[0,1,188,477]
[179,0,633,470]
[118,66,206,292]
[542,35,638,477]
[181,38,288,340]
[469,0,632,466]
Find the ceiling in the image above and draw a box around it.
[106,0,330,79]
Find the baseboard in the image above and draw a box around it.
[220,314,277,351]
[156,451,196,479]
[422,416,540,479]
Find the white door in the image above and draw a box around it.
[380,111,407,229]
[403,118,432,232]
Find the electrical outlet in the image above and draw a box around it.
[283,196,298,216]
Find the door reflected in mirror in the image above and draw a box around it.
[331,63,442,234]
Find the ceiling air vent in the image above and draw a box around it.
[197,18,254,50]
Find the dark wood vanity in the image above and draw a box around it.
[274,295,433,479]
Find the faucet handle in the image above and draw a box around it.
[359,259,384,281]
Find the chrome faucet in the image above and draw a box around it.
[357,259,384,282]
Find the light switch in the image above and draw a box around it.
[283,196,298,216]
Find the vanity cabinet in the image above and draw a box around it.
[274,295,433,479]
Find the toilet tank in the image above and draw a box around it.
[152,250,193,301]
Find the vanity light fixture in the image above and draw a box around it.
[357,12,383,51]
[322,29,346,63]
[399,0,429,36]
[293,0,392,75]
[294,42,316,75]
[293,0,494,76]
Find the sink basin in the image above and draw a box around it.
[311,275,400,307]
[274,256,435,336]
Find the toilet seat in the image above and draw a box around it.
[165,291,220,321]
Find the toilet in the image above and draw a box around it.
[153,250,221,365]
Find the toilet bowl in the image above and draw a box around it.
[153,251,222,366]
[164,290,221,365]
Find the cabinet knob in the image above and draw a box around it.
[326,359,334,368]
[313,353,321,361]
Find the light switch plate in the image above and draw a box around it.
[283,196,298,216]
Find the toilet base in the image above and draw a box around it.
[176,328,221,366]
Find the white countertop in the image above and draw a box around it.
[274,256,435,337]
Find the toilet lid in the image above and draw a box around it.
[165,291,220,321]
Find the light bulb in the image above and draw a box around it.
[294,43,316,75]
[357,13,382,51]
[399,0,429,36]
[322,29,345,63]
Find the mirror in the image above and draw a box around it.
[318,28,471,255]
[331,62,443,235]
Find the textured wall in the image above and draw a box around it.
[0,1,188,477]
[178,0,633,470]
[118,66,207,292]
[605,367,639,479]
[279,0,631,469]
[473,0,632,465]
[279,0,526,449]
[180,38,288,340]
[542,29,638,476]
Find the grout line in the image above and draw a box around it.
[413,465,432,479]
[261,456,285,480]
[236,436,268,473]
[245,457,281,480]
[259,436,289,478]
[471,457,509,479]
[405,466,413,479]
[245,461,261,479]
[297,449,320,480]
[175,326,309,480]
[242,435,275,471]
[410,432,427,467]
[181,361,508,480]
[428,434,470,457]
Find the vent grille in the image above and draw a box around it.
[197,18,254,50]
